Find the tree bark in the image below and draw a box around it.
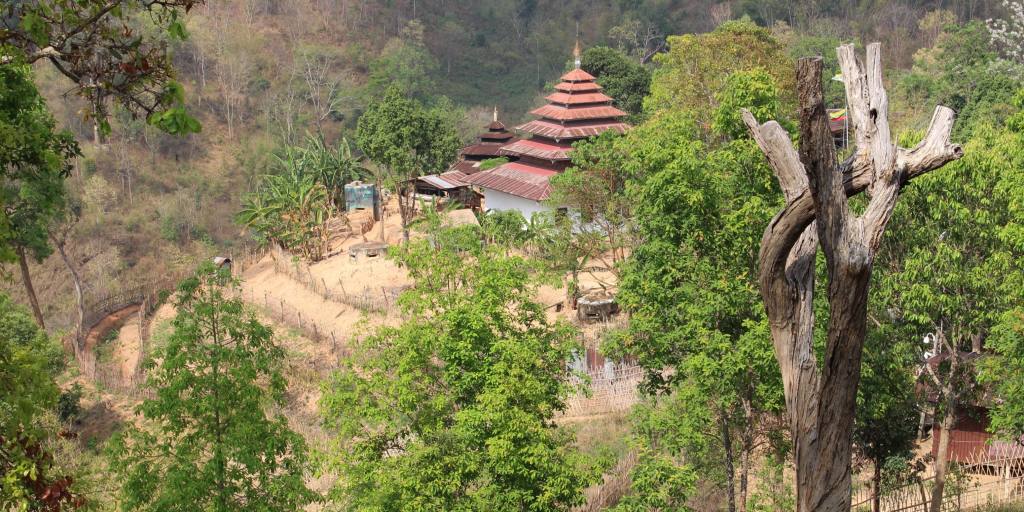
[739,397,754,512]
[17,246,46,330]
[721,413,737,512]
[873,459,882,512]
[930,403,956,512]
[742,43,962,512]
[52,235,85,356]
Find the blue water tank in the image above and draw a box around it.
[344,181,379,214]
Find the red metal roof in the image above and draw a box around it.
[450,160,485,175]
[464,162,556,201]
[460,142,506,158]
[560,68,597,82]
[516,119,630,140]
[555,81,602,93]
[499,139,572,161]
[529,104,627,122]
[545,92,614,105]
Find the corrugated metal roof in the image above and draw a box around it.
[418,174,462,190]
[545,92,614,105]
[516,119,630,140]
[439,170,469,186]
[499,139,572,161]
[464,162,556,201]
[529,104,627,122]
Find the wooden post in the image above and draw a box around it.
[331,331,337,352]
[1005,463,1012,499]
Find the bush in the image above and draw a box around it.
[57,384,83,423]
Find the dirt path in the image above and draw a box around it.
[82,304,140,354]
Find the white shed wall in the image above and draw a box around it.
[481,188,551,219]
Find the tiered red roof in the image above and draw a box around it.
[450,109,519,175]
[466,43,631,203]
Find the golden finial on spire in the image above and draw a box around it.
[493,105,498,122]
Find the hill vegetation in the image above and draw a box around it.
[6,0,1024,511]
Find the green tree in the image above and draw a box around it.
[854,326,920,512]
[900,21,1022,137]
[108,264,317,512]
[0,293,74,510]
[604,101,785,510]
[237,166,333,261]
[611,392,701,512]
[712,68,791,141]
[0,65,80,328]
[581,46,651,123]
[874,118,1024,509]
[320,234,593,511]
[550,130,634,270]
[645,19,795,135]
[1,0,202,136]
[356,85,461,240]
[366,19,439,103]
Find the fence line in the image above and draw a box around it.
[65,273,185,399]
[242,287,350,362]
[851,450,1024,511]
[561,363,644,418]
[266,243,404,314]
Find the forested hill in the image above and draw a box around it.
[10,0,1009,333]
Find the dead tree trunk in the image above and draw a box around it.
[16,246,45,330]
[742,43,962,511]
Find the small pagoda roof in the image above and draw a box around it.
[560,68,596,82]
[545,92,614,105]
[530,104,627,122]
[464,162,556,201]
[499,139,573,161]
[516,119,630,141]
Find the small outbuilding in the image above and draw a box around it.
[413,171,481,210]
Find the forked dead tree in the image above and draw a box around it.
[742,43,963,511]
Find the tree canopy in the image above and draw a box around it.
[321,233,593,511]
[1,0,203,134]
[109,264,317,512]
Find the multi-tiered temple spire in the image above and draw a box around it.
[465,40,631,206]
